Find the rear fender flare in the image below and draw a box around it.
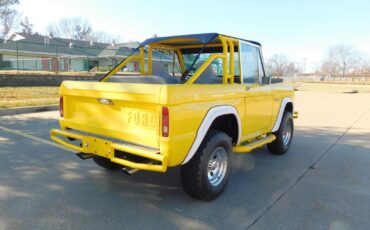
[181,105,241,165]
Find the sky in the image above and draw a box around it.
[16,0,370,72]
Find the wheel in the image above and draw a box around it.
[92,156,122,170]
[268,111,294,154]
[180,130,232,201]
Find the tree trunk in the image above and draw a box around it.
[342,63,346,78]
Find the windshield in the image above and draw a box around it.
[183,53,222,75]
[183,52,240,77]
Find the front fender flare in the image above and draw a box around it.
[271,97,293,132]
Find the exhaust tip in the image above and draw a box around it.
[122,167,140,176]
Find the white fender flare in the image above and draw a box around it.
[181,106,241,165]
[271,97,293,132]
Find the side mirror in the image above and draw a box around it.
[262,75,271,85]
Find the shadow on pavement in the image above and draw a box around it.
[0,114,369,229]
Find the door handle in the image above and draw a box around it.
[245,86,251,91]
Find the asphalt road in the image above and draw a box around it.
[0,91,370,230]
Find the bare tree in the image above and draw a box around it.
[89,31,110,43]
[88,31,121,43]
[47,18,122,44]
[266,54,300,77]
[266,54,289,77]
[321,44,360,77]
[320,59,338,76]
[46,23,58,37]
[0,9,15,38]
[20,16,34,34]
[285,62,299,76]
[0,0,19,39]
[355,56,370,74]
[0,0,18,8]
[111,35,122,44]
[47,17,92,40]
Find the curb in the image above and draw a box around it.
[0,104,58,117]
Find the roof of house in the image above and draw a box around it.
[0,33,144,58]
[118,41,140,49]
[1,33,109,57]
[0,33,174,62]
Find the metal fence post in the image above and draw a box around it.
[114,46,118,66]
[16,41,19,73]
[56,45,59,74]
[86,47,89,72]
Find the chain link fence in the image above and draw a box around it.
[0,37,173,74]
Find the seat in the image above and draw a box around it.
[193,62,222,84]
[107,62,180,84]
[108,75,168,84]
[152,61,180,84]
[152,61,171,78]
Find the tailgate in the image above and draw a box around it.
[60,81,162,148]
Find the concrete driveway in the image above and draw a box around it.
[0,91,370,230]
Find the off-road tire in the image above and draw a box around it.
[92,156,122,170]
[268,111,294,154]
[180,130,232,201]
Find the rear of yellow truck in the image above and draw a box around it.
[51,81,246,173]
[52,81,169,172]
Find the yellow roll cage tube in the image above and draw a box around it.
[52,35,239,172]
[100,35,239,84]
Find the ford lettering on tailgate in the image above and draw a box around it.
[126,108,156,128]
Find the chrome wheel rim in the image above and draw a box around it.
[207,147,228,186]
[282,119,292,146]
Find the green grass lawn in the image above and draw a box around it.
[290,82,370,93]
[0,87,59,108]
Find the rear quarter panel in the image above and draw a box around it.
[160,84,245,166]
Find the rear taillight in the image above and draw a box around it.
[59,97,64,117]
[162,107,169,137]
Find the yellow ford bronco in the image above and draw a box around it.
[51,33,296,200]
